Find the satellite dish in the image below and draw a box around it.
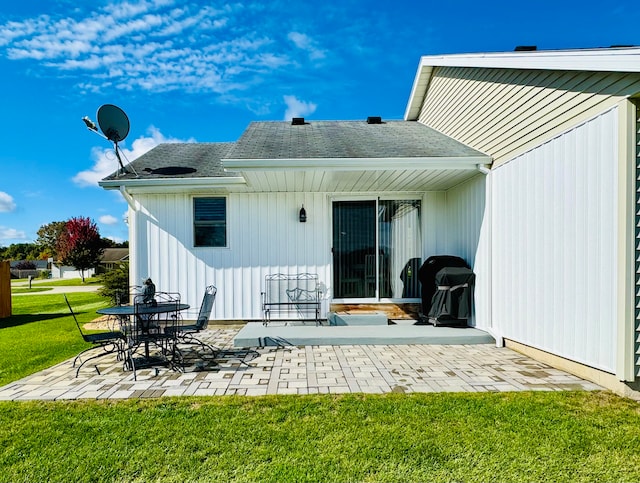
[97,104,130,143]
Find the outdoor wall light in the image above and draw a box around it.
[299,205,307,223]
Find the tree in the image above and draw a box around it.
[56,217,104,282]
[0,243,40,261]
[99,261,130,305]
[36,221,67,261]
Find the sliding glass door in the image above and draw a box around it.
[332,199,422,300]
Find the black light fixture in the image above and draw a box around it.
[299,205,307,223]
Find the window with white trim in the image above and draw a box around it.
[194,197,227,247]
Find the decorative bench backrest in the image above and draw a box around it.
[262,273,321,323]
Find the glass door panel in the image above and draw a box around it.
[333,199,422,300]
[332,200,376,298]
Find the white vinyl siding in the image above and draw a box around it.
[491,108,619,373]
[418,67,640,167]
[441,174,491,328]
[129,191,446,320]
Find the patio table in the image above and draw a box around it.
[97,302,190,371]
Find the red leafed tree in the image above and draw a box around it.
[56,217,104,282]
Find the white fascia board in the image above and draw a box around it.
[223,156,490,171]
[404,65,433,121]
[99,176,246,191]
[418,48,640,72]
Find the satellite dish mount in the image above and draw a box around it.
[83,104,137,177]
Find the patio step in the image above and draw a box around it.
[327,312,388,326]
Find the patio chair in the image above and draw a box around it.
[165,285,217,357]
[64,294,126,377]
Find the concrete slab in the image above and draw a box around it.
[233,322,495,347]
[327,312,388,326]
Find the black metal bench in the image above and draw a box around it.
[262,273,322,325]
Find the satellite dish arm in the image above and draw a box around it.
[114,142,138,177]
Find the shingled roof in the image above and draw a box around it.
[226,120,483,160]
[99,120,490,192]
[101,142,237,181]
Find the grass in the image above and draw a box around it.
[10,287,51,294]
[1,290,639,482]
[0,291,108,386]
[10,276,101,293]
[0,392,638,482]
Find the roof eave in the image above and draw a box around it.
[223,156,491,171]
[99,176,247,190]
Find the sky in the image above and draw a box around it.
[0,0,637,246]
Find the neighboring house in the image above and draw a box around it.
[99,248,129,273]
[9,259,49,279]
[49,263,95,280]
[100,47,640,392]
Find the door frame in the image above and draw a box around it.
[330,194,424,304]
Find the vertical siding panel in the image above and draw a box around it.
[442,174,488,327]
[492,109,618,372]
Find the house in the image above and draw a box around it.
[99,46,640,394]
[99,248,129,273]
[9,259,49,279]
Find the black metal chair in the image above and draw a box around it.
[65,294,126,377]
[166,285,217,357]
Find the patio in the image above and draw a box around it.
[0,325,601,400]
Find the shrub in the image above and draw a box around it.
[98,262,129,304]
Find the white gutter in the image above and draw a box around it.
[476,164,491,175]
[99,176,247,190]
[119,186,136,209]
[224,156,491,171]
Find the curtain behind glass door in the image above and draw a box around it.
[379,200,422,299]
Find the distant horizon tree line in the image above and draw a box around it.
[1,218,128,282]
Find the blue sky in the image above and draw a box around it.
[0,0,637,246]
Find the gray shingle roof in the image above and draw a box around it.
[226,120,485,159]
[100,121,487,184]
[102,142,237,180]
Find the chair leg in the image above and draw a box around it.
[177,333,218,358]
[73,343,122,378]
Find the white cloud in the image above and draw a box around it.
[73,126,195,187]
[99,215,119,225]
[0,192,16,212]
[287,31,326,60]
[0,2,317,97]
[283,95,317,120]
[0,227,27,241]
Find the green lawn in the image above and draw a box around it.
[1,292,639,482]
[0,392,639,482]
[0,291,108,386]
[11,276,101,293]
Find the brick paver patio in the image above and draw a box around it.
[0,326,602,401]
